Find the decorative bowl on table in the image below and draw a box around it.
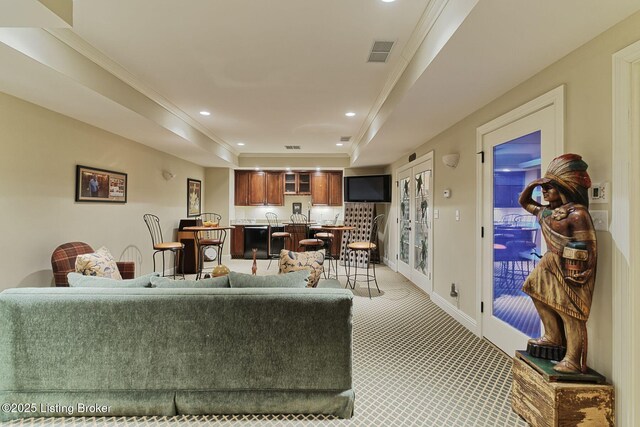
[203,220,219,227]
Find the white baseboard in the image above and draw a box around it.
[430,292,479,335]
[383,257,397,270]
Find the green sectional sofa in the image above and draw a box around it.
[0,287,354,421]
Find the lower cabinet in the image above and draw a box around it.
[230,226,244,259]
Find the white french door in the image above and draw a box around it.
[397,155,433,293]
[479,99,562,357]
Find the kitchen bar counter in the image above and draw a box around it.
[230,223,343,259]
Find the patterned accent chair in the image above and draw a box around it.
[51,242,135,287]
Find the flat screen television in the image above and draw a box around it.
[344,174,392,203]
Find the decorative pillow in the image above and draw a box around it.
[151,275,230,288]
[278,249,325,287]
[67,272,158,288]
[75,246,123,280]
[228,270,310,288]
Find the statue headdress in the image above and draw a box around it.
[542,153,591,207]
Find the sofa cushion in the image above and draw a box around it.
[67,272,158,288]
[75,246,123,280]
[151,275,230,288]
[278,249,325,287]
[317,278,344,289]
[228,270,309,288]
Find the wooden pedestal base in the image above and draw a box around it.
[512,351,614,426]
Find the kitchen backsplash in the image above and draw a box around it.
[232,195,343,224]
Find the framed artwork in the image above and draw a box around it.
[187,178,201,217]
[292,202,302,214]
[75,165,127,203]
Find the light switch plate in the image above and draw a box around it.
[434,209,439,219]
[455,210,460,221]
[590,210,608,231]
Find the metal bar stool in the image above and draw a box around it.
[266,212,291,270]
[346,214,384,298]
[143,214,184,279]
[314,214,340,278]
[290,214,324,252]
[196,213,226,279]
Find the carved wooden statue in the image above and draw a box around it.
[251,248,258,275]
[518,154,597,373]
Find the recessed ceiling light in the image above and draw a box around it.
[199,111,211,116]
[336,143,344,146]
[381,0,395,2]
[345,112,356,117]
[237,142,245,146]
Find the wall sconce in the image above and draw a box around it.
[162,170,176,181]
[442,153,460,168]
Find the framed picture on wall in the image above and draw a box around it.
[75,165,127,203]
[187,178,201,217]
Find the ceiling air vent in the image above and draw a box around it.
[368,40,394,63]
[340,136,352,142]
[285,145,301,150]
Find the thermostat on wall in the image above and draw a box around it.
[443,189,451,198]
[590,182,609,203]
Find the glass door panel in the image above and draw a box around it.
[397,157,433,292]
[414,170,431,276]
[398,172,411,277]
[492,130,542,338]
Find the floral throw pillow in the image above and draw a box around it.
[75,246,123,280]
[278,249,325,287]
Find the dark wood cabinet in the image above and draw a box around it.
[248,171,266,205]
[230,226,245,258]
[234,169,340,206]
[235,171,284,206]
[311,172,329,205]
[266,172,284,205]
[329,172,343,206]
[298,172,311,194]
[284,172,297,194]
[311,171,342,206]
[234,170,250,206]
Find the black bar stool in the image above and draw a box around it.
[266,212,291,270]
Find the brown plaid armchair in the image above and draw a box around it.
[51,242,135,287]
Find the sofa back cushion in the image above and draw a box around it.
[67,272,158,288]
[151,275,230,288]
[228,270,309,288]
[0,287,353,393]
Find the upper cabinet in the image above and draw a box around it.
[284,172,297,195]
[283,172,311,195]
[266,172,284,205]
[234,170,250,206]
[311,171,343,206]
[328,171,343,206]
[297,172,311,195]
[234,169,341,206]
[235,170,284,206]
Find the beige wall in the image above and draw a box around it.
[0,92,205,289]
[388,11,640,379]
